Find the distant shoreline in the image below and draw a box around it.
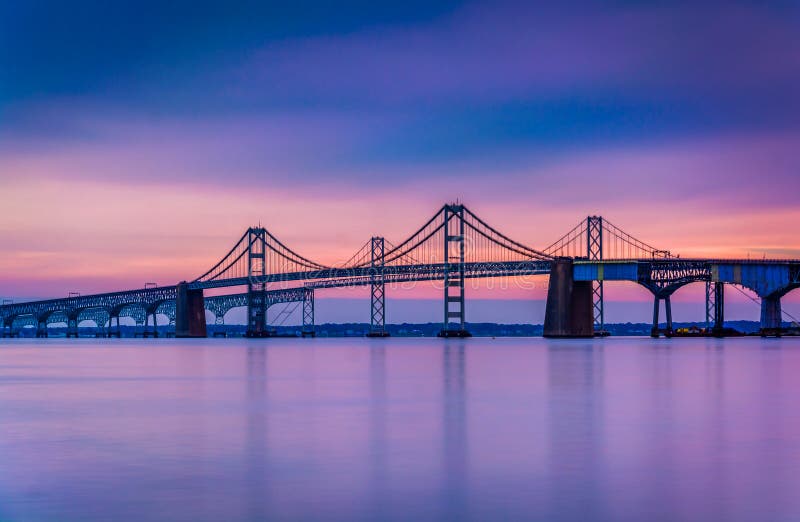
[6,320,777,338]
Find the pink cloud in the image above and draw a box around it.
[2,125,799,301]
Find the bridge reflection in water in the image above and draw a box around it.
[2,204,799,339]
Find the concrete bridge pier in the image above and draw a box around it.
[108,314,121,338]
[66,313,79,338]
[1,319,15,338]
[210,307,228,337]
[95,316,108,338]
[760,295,782,336]
[1,319,9,338]
[36,319,48,338]
[209,304,228,337]
[211,310,227,337]
[543,258,594,338]
[651,294,674,338]
[143,313,157,338]
[143,306,160,338]
[176,282,207,338]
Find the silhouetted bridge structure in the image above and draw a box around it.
[2,204,799,339]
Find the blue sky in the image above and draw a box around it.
[1,1,799,323]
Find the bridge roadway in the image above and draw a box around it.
[2,257,799,338]
[192,261,553,290]
[0,287,312,337]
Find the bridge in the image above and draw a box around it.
[2,204,798,339]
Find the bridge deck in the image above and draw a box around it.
[2,258,799,325]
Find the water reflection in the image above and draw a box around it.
[368,344,388,515]
[245,346,269,520]
[1,338,800,521]
[546,343,607,520]
[442,343,468,519]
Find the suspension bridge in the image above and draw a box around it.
[2,204,798,339]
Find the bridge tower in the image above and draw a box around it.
[246,227,269,338]
[439,204,470,337]
[705,282,724,334]
[302,287,315,337]
[587,216,605,335]
[367,236,389,337]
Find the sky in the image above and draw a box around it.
[1,1,799,323]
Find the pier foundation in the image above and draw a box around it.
[175,282,207,338]
[543,258,593,338]
[760,295,782,336]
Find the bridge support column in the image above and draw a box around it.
[760,295,782,336]
[650,294,674,338]
[146,311,159,338]
[439,205,471,338]
[36,319,48,338]
[543,258,594,338]
[175,282,207,338]
[208,301,231,337]
[165,309,176,338]
[153,312,159,337]
[706,282,725,335]
[665,296,673,336]
[109,315,121,338]
[302,288,315,338]
[143,306,160,338]
[95,311,109,338]
[211,309,227,337]
[95,319,107,338]
[1,319,14,338]
[66,314,79,338]
[367,237,389,338]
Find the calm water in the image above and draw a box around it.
[1,337,799,522]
